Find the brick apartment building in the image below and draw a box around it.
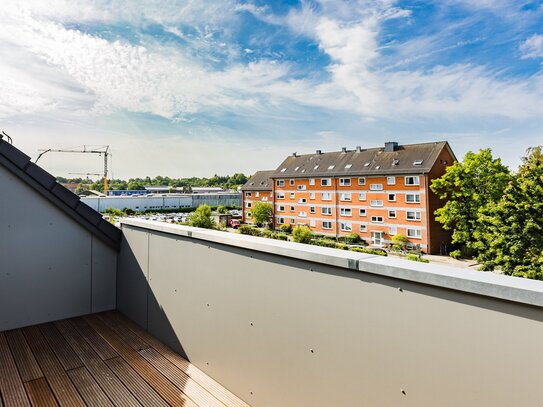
[240,170,274,224]
[242,141,455,254]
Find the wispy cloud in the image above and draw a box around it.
[520,34,543,58]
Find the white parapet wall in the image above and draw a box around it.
[118,218,543,407]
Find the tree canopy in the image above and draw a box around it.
[250,202,273,226]
[430,148,511,253]
[187,205,215,229]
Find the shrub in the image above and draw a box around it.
[407,254,430,263]
[217,205,227,214]
[345,233,360,244]
[292,225,312,243]
[335,243,348,250]
[449,250,462,260]
[187,205,215,229]
[389,244,402,252]
[392,234,410,250]
[122,208,135,215]
[279,224,292,234]
[251,202,273,226]
[238,225,263,237]
[104,207,123,217]
[310,239,337,248]
[273,233,288,241]
[350,247,387,256]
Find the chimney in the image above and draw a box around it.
[384,142,399,152]
[356,146,362,152]
[292,152,297,157]
[341,147,347,153]
[316,150,322,155]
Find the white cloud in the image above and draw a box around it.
[520,34,543,59]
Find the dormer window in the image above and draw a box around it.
[413,160,423,166]
[345,164,352,169]
[327,165,335,170]
[280,168,287,172]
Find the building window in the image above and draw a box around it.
[406,193,421,203]
[359,192,366,201]
[246,202,252,208]
[359,208,366,216]
[406,210,421,220]
[371,231,384,245]
[290,218,296,224]
[310,206,316,213]
[255,192,260,197]
[262,197,268,202]
[245,192,252,197]
[299,211,307,217]
[290,179,295,186]
[276,180,284,187]
[387,176,396,185]
[290,192,295,199]
[388,210,396,218]
[340,222,352,231]
[388,193,396,202]
[310,219,316,227]
[298,198,307,204]
[358,177,366,185]
[322,207,332,215]
[322,221,332,229]
[405,176,420,186]
[321,178,331,186]
[278,217,285,224]
[340,207,352,216]
[290,206,295,212]
[277,192,285,199]
[278,205,285,212]
[310,192,315,199]
[360,224,367,232]
[321,192,332,201]
[340,193,351,201]
[371,216,384,223]
[389,226,397,235]
[339,178,351,186]
[309,178,315,186]
[370,184,383,191]
[370,200,383,207]
[407,228,422,239]
[297,185,306,191]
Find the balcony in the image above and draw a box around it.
[3,140,543,406]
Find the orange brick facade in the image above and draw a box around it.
[242,189,273,224]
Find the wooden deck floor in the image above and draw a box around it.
[0,311,249,407]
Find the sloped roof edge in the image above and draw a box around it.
[0,140,121,251]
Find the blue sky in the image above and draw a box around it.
[1,0,543,178]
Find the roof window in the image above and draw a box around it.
[345,164,352,169]
[413,160,424,166]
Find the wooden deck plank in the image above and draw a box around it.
[54,319,141,407]
[24,378,59,407]
[95,313,150,352]
[105,357,169,407]
[4,330,43,383]
[107,311,250,407]
[83,315,197,407]
[39,324,84,371]
[67,367,114,407]
[0,332,31,407]
[140,347,226,407]
[22,326,85,407]
[69,318,118,361]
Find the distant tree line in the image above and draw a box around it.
[431,146,543,279]
[57,173,248,193]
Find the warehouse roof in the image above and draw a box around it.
[272,141,455,178]
[0,138,121,250]
[241,170,274,191]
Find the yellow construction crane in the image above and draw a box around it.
[36,145,111,195]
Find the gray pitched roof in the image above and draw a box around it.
[241,170,274,191]
[0,139,121,250]
[272,141,454,178]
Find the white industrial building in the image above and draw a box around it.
[81,193,241,212]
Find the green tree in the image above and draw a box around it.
[250,202,273,226]
[187,205,215,229]
[474,147,543,278]
[217,205,228,214]
[430,148,511,255]
[292,225,312,244]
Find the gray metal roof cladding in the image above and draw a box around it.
[0,139,121,250]
[272,141,453,178]
[241,170,274,191]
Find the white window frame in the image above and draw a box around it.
[406,193,421,203]
[358,177,366,185]
[321,192,332,201]
[255,191,259,197]
[406,210,422,221]
[322,221,332,229]
[289,179,295,186]
[290,192,295,199]
[388,193,396,202]
[360,224,367,232]
[370,200,384,207]
[388,210,396,218]
[340,222,352,232]
[297,185,306,191]
[407,228,422,239]
[321,178,331,187]
[309,178,315,186]
[278,205,285,212]
[277,192,285,199]
[310,206,316,213]
[340,207,352,216]
[359,208,366,217]
[245,192,252,197]
[405,176,420,186]
[389,226,397,235]
[276,180,284,187]
[387,176,396,185]
[371,216,384,223]
[340,193,352,201]
[359,192,366,201]
[310,192,315,200]
[339,178,351,186]
[278,217,285,224]
[310,219,316,227]
[370,184,383,191]
[246,202,252,208]
[322,207,332,215]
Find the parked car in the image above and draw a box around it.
[229,219,241,229]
